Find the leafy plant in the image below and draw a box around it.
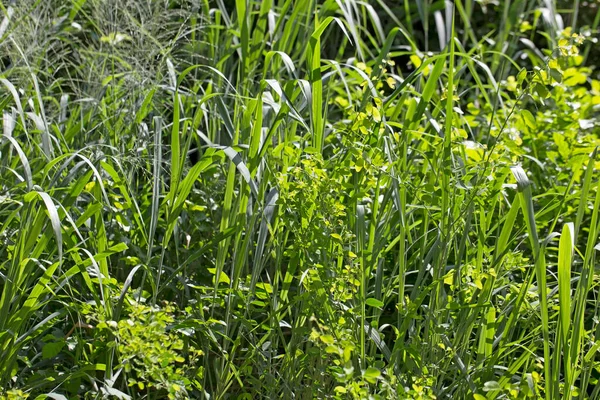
[1,0,600,399]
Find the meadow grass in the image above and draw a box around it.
[0,0,600,398]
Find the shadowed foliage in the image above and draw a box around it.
[0,0,600,399]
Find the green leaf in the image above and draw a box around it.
[549,68,563,83]
[483,381,501,391]
[521,110,536,130]
[365,298,384,309]
[517,68,527,85]
[42,341,65,359]
[363,367,380,383]
[207,268,230,285]
[558,222,574,346]
[320,335,335,345]
[534,82,549,98]
[563,67,586,86]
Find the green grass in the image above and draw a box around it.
[0,0,600,399]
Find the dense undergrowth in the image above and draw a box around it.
[1,0,600,398]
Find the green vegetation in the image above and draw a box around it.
[0,0,600,398]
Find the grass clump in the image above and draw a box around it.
[1,0,600,399]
